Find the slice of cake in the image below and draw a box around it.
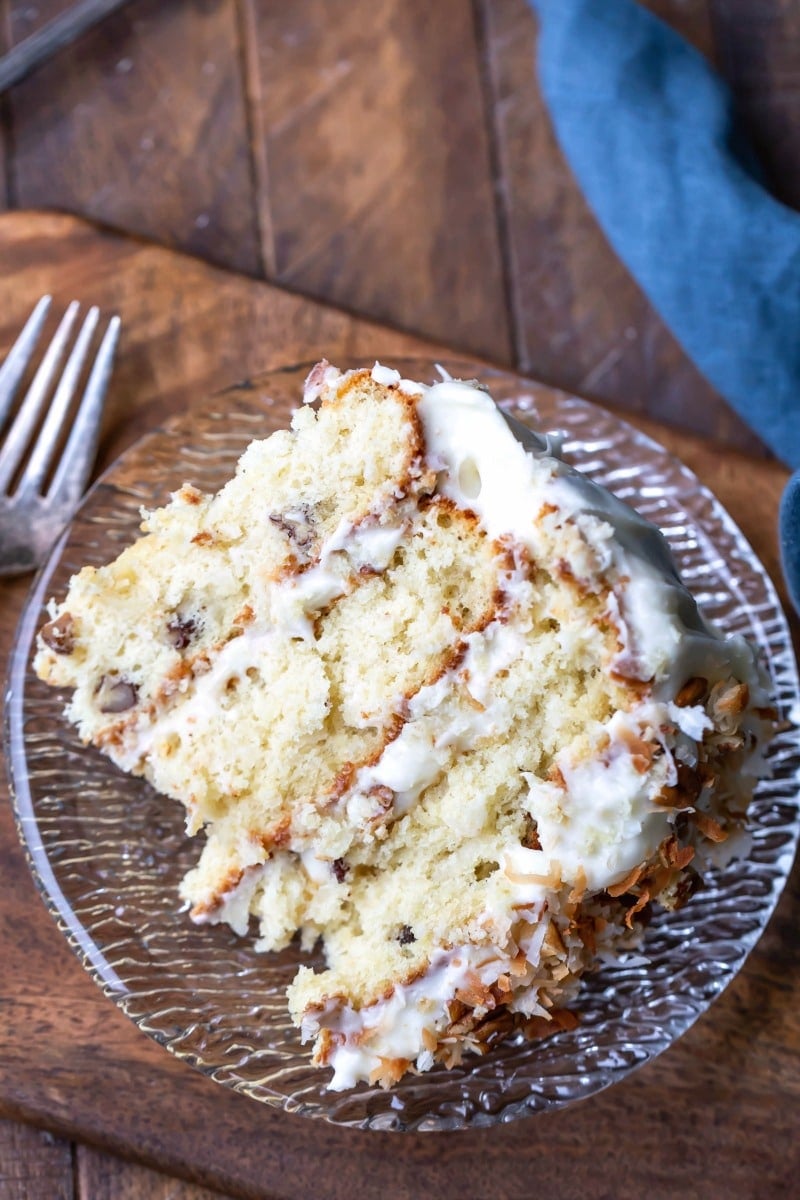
[35,362,772,1090]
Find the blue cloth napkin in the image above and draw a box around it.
[529,0,800,612]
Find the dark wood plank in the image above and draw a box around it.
[76,1144,229,1200]
[0,1120,235,1200]
[477,0,766,455]
[0,211,444,477]
[4,0,260,274]
[241,0,512,363]
[0,1119,73,1200]
[0,212,798,1200]
[710,0,800,210]
[0,2,11,208]
[640,0,717,58]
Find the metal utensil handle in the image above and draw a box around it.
[0,0,135,94]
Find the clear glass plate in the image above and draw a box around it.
[6,359,800,1132]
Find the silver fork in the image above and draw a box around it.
[0,296,120,577]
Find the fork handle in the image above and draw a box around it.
[0,1,135,94]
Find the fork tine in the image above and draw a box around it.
[48,315,120,506]
[16,306,100,496]
[0,296,52,432]
[0,300,80,494]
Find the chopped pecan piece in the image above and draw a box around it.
[470,1008,517,1052]
[331,858,348,883]
[570,911,600,955]
[522,813,542,850]
[40,612,76,655]
[94,675,139,714]
[674,676,708,707]
[303,358,334,403]
[166,614,198,650]
[177,483,203,505]
[268,504,317,553]
[655,763,704,809]
[671,866,702,908]
[547,764,566,789]
[523,1007,579,1041]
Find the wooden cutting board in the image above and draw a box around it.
[0,211,798,1200]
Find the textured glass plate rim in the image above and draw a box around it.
[5,357,800,1134]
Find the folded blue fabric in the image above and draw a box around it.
[528,0,800,610]
[780,471,800,614]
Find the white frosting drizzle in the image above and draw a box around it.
[110,511,409,772]
[370,361,424,396]
[302,943,522,1091]
[347,612,528,821]
[417,378,765,698]
[522,705,681,892]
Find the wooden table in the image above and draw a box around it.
[0,2,798,1198]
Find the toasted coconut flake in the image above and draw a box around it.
[505,866,560,887]
[370,1057,411,1088]
[567,866,587,906]
[616,725,655,772]
[624,889,651,929]
[694,811,728,843]
[509,952,529,977]
[522,813,542,850]
[421,1027,438,1053]
[543,923,567,957]
[313,1027,344,1067]
[711,680,750,717]
[606,864,644,898]
[437,1042,464,1070]
[455,980,495,1010]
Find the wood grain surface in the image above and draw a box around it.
[0,1120,226,1200]
[0,210,798,1200]
[0,0,795,456]
[1,0,800,1194]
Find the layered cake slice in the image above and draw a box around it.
[35,362,771,1090]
